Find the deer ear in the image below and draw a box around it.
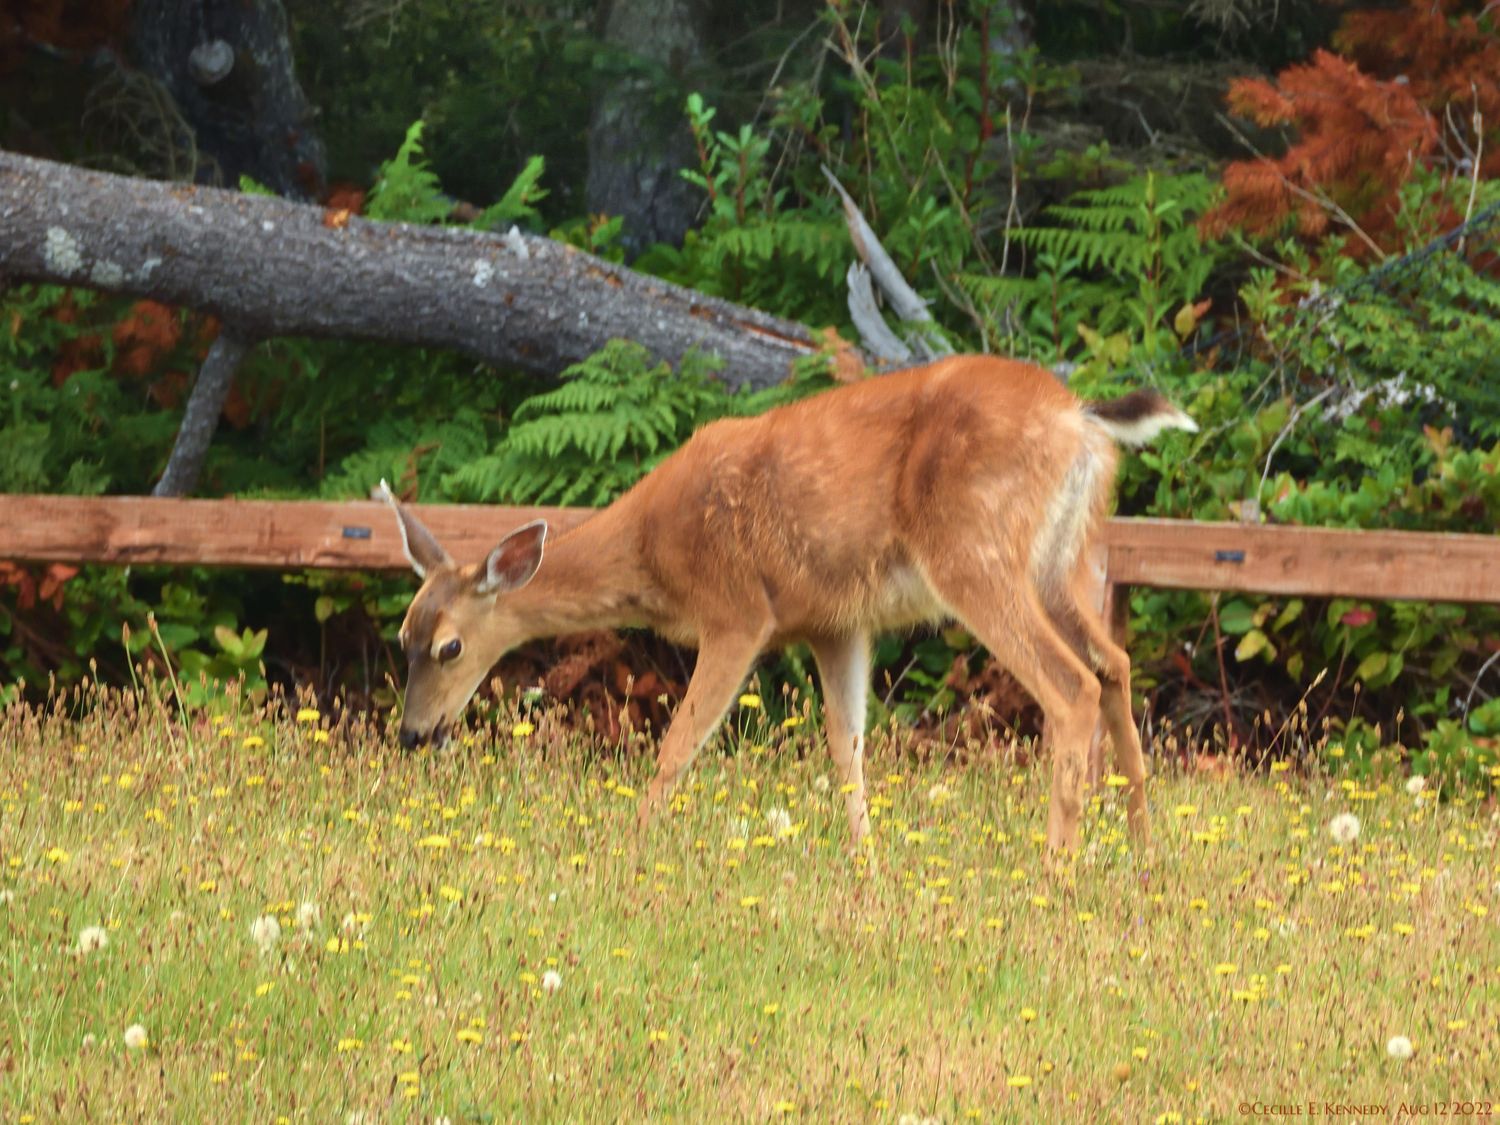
[375,479,452,579]
[478,519,547,595]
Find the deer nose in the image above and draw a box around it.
[398,726,424,751]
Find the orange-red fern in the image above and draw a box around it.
[1204,49,1438,247]
[1336,0,1500,182]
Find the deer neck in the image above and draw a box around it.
[503,502,656,641]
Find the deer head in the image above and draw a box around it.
[377,481,547,748]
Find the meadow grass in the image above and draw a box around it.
[0,689,1496,1123]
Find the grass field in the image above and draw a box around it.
[0,690,1496,1123]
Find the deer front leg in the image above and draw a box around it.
[808,632,872,845]
[638,629,768,829]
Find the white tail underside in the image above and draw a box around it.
[1084,404,1199,448]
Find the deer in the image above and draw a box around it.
[377,354,1196,853]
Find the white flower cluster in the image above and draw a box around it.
[250,914,282,955]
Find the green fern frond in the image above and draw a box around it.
[475,155,548,231]
[444,339,829,507]
[1014,226,1143,273]
[366,121,453,225]
[320,408,490,500]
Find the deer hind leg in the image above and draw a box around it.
[924,559,1101,853]
[1044,577,1151,845]
[639,627,768,829]
[808,632,872,844]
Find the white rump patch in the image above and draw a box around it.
[1030,443,1104,588]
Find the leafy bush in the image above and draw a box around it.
[3,3,1498,791]
[447,340,829,507]
[958,172,1224,361]
[447,341,731,507]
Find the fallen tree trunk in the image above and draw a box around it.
[0,149,826,391]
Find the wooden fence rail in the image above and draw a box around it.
[2,494,1497,605]
[6,493,1496,779]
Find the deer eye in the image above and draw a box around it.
[437,639,463,663]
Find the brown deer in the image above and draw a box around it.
[378,355,1195,852]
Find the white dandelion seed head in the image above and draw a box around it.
[76,925,109,955]
[812,774,830,794]
[541,969,562,994]
[927,783,951,804]
[766,807,792,835]
[295,901,321,931]
[1387,1035,1414,1060]
[80,1032,97,1051]
[249,913,282,954]
[0,888,15,906]
[123,1023,149,1050]
[1328,812,1361,845]
[1405,776,1426,796]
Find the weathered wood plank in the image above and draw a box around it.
[1100,518,1500,604]
[2,497,1498,605]
[0,495,593,571]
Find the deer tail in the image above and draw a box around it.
[1082,389,1197,448]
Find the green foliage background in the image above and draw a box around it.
[1,2,1497,790]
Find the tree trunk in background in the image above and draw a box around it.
[874,2,1033,92]
[985,1,1035,96]
[586,0,708,258]
[132,0,326,199]
[878,0,933,54]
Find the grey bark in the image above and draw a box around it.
[844,264,915,366]
[152,327,253,497]
[132,0,326,199]
[586,0,709,257]
[0,150,824,392]
[823,166,951,364]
